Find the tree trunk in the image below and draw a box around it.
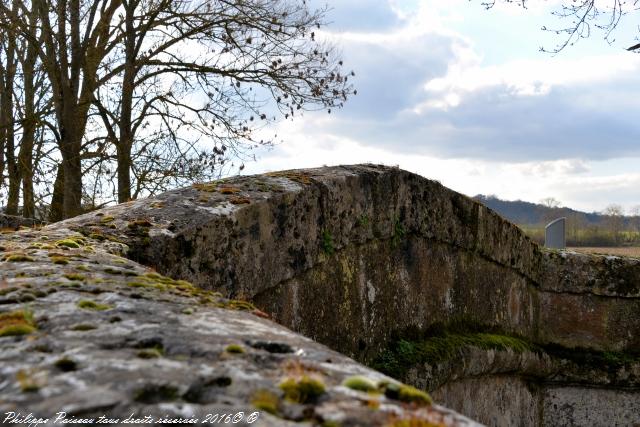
[116,1,136,204]
[117,142,133,203]
[18,121,35,218]
[18,0,39,219]
[49,164,64,222]
[21,163,34,218]
[0,65,4,190]
[2,18,18,216]
[6,160,20,215]
[60,114,83,218]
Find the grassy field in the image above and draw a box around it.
[519,225,640,247]
[568,247,640,258]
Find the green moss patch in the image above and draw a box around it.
[217,299,256,311]
[16,370,40,392]
[374,381,432,406]
[55,238,85,248]
[321,230,334,255]
[374,331,536,379]
[133,384,179,403]
[137,348,163,359]
[392,218,406,247]
[51,256,69,265]
[127,219,153,229]
[542,343,640,372]
[375,321,640,382]
[0,309,36,337]
[279,375,325,403]
[88,232,106,241]
[77,299,112,311]
[64,273,86,281]
[3,253,35,262]
[225,344,245,354]
[342,375,378,392]
[395,383,432,405]
[251,390,280,414]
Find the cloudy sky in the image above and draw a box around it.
[242,0,640,213]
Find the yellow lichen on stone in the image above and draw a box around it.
[225,344,245,354]
[193,182,218,192]
[77,299,112,311]
[0,309,36,337]
[266,170,313,185]
[218,185,242,195]
[2,253,35,262]
[251,389,279,414]
[16,369,42,393]
[279,374,326,403]
[55,239,83,249]
[342,375,378,392]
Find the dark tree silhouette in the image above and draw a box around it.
[0,0,355,219]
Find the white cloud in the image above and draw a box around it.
[504,159,591,177]
[237,1,640,211]
[420,53,640,112]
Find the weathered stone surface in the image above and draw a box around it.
[432,372,640,427]
[396,342,640,426]
[5,164,640,426]
[540,249,640,297]
[542,386,640,427]
[0,228,478,426]
[432,376,540,427]
[49,165,640,355]
[255,238,537,362]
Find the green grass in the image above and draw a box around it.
[519,224,640,247]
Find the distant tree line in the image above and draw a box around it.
[0,0,354,221]
[475,195,640,247]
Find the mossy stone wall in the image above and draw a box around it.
[50,164,640,425]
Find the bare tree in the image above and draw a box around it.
[567,211,587,245]
[540,197,561,209]
[0,0,19,215]
[0,0,353,218]
[479,1,640,53]
[603,203,625,244]
[539,197,561,226]
[94,0,353,203]
[630,205,640,232]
